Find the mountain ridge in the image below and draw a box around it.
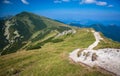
[70,23,120,42]
[0,12,71,55]
[0,12,120,76]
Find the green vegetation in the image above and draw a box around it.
[0,20,9,51]
[0,12,119,76]
[0,28,111,76]
[0,12,71,55]
[95,33,120,49]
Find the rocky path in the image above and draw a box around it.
[87,30,103,50]
[69,30,120,76]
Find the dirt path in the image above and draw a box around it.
[69,30,120,76]
[87,30,103,50]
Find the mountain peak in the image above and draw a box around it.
[15,11,37,18]
[21,11,30,14]
[0,11,71,55]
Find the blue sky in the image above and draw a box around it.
[0,0,120,25]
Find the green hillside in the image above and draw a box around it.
[0,28,111,76]
[0,12,120,76]
[0,12,71,55]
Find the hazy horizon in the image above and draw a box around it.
[0,0,120,25]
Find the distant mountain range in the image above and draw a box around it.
[70,23,120,42]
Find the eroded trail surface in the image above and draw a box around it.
[69,30,120,76]
[87,30,103,50]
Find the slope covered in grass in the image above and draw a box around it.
[95,33,120,49]
[0,28,111,76]
[0,12,120,76]
[0,12,71,55]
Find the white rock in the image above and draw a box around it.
[56,29,76,38]
[13,30,20,39]
[69,30,120,76]
[4,21,12,41]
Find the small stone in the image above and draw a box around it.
[92,53,98,61]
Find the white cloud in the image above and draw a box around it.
[108,5,114,7]
[80,0,108,6]
[80,0,96,4]
[3,0,11,4]
[54,0,70,3]
[62,0,70,2]
[54,0,62,3]
[21,0,29,5]
[53,0,114,7]
[96,1,107,6]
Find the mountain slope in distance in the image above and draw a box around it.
[70,23,120,42]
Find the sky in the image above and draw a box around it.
[0,0,120,25]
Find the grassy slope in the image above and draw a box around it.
[0,28,111,76]
[95,33,120,49]
[0,12,72,55]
